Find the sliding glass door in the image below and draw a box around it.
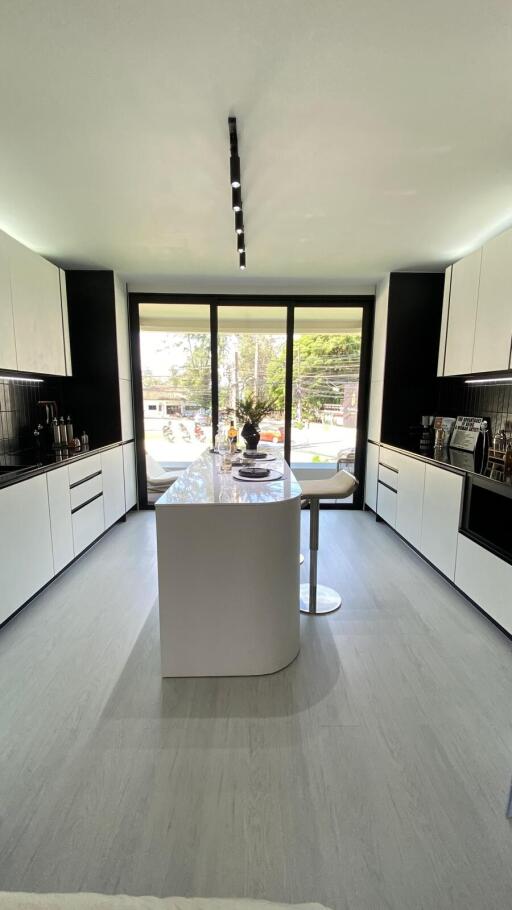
[132,296,372,508]
[138,303,211,501]
[290,306,363,482]
[217,305,287,458]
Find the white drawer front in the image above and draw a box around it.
[68,453,102,486]
[377,482,397,527]
[378,463,398,491]
[378,448,401,471]
[72,495,104,556]
[70,473,103,511]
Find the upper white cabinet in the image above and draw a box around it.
[9,239,66,375]
[114,275,131,380]
[437,266,451,376]
[439,226,512,376]
[0,234,17,369]
[0,229,71,376]
[472,229,512,374]
[420,465,463,580]
[443,249,482,376]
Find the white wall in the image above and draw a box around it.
[367,277,389,442]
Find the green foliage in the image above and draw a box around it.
[236,394,276,426]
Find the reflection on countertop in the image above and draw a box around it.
[0,441,125,489]
[381,440,512,488]
[156,450,302,506]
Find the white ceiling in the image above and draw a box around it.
[1,0,512,294]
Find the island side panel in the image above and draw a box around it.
[156,497,300,677]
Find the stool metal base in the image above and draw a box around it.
[300,583,342,615]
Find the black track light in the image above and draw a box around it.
[230,154,241,188]
[239,252,246,270]
[232,186,242,212]
[237,233,245,253]
[234,211,244,234]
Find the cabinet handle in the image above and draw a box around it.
[509,334,512,369]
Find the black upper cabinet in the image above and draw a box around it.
[381,273,444,447]
[66,271,122,448]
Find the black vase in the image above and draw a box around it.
[241,422,260,451]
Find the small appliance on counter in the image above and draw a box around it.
[449,416,490,473]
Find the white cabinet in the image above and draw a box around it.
[46,466,74,574]
[72,496,104,556]
[365,442,379,511]
[59,269,72,376]
[437,266,451,376]
[420,465,463,579]
[455,534,512,635]
[367,380,383,442]
[443,249,482,376]
[123,441,137,511]
[102,446,126,527]
[472,228,512,373]
[0,233,17,369]
[376,482,397,527]
[120,378,134,441]
[0,475,54,625]
[395,455,425,549]
[8,236,66,375]
[114,276,131,380]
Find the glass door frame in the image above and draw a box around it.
[129,294,374,510]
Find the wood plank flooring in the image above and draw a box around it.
[0,509,511,909]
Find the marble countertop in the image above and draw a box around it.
[156,450,302,506]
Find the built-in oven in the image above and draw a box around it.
[461,474,512,565]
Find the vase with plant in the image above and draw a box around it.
[236,394,275,451]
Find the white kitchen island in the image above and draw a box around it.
[155,450,301,677]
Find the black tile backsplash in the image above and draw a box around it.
[436,377,512,438]
[0,375,69,460]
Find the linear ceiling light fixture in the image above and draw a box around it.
[465,376,512,384]
[228,116,247,270]
[1,375,44,383]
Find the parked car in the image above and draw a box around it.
[259,424,285,444]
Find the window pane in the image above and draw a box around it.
[290,307,363,489]
[217,305,287,456]
[138,303,211,501]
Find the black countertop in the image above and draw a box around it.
[0,441,127,490]
[379,440,512,491]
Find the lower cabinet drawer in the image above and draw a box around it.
[70,472,102,510]
[69,453,101,486]
[376,481,397,527]
[72,495,105,556]
[378,448,402,471]
[378,463,398,490]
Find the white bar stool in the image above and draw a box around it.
[299,470,358,615]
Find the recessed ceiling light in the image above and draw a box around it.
[235,211,244,234]
[237,233,245,253]
[239,252,246,270]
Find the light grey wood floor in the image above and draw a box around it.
[0,509,511,909]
